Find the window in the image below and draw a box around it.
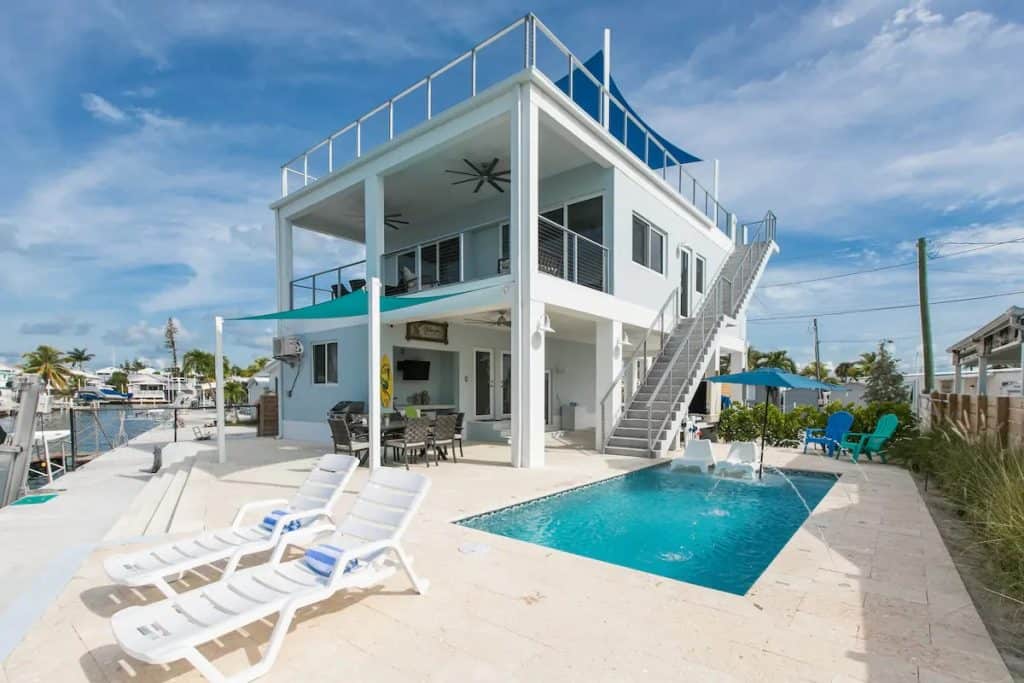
[695,255,706,294]
[631,214,665,274]
[540,195,603,244]
[313,342,338,385]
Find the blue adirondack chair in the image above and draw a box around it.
[803,411,854,457]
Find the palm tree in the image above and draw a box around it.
[754,349,797,373]
[834,361,863,382]
[224,380,247,404]
[65,347,94,370]
[22,345,73,390]
[182,349,216,381]
[857,351,878,377]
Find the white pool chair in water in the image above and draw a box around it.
[670,439,717,472]
[717,442,759,478]
[111,467,431,683]
[104,453,359,598]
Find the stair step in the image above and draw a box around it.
[607,435,657,449]
[605,445,655,458]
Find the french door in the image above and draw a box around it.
[473,349,494,418]
[500,352,512,418]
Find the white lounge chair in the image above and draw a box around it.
[104,453,359,598]
[717,441,759,478]
[111,467,431,683]
[670,438,716,472]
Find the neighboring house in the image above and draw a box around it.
[945,306,1023,397]
[268,16,776,464]
[748,383,869,412]
[906,368,1022,399]
[247,360,281,405]
[0,363,19,388]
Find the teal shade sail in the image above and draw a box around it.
[231,288,472,321]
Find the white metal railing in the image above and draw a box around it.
[280,14,734,235]
[290,259,368,309]
[537,215,608,292]
[642,219,774,452]
[598,286,679,450]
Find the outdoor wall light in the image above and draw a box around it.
[538,314,555,335]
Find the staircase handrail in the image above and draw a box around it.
[644,219,772,452]
[598,286,679,450]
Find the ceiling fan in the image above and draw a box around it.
[384,212,408,230]
[445,158,510,193]
[463,310,512,328]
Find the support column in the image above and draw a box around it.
[365,177,385,471]
[953,360,963,395]
[275,211,293,312]
[978,355,988,396]
[595,319,623,449]
[510,83,545,468]
[709,345,722,418]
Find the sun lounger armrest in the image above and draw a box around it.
[231,498,290,528]
[805,428,824,437]
[843,432,871,445]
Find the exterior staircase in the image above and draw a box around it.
[602,215,776,458]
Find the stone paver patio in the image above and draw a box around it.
[1,436,1012,682]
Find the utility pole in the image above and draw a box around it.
[917,238,935,393]
[812,317,824,406]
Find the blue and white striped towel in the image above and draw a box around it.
[260,509,302,533]
[303,544,362,577]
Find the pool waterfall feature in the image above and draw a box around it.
[458,464,837,595]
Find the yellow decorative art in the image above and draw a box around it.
[380,354,393,407]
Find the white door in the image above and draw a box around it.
[500,352,512,418]
[473,349,494,419]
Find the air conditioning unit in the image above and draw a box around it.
[272,336,303,362]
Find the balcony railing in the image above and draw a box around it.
[290,260,367,309]
[280,14,734,236]
[538,216,608,292]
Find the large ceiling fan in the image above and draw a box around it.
[445,158,510,193]
[384,212,408,230]
[463,310,512,328]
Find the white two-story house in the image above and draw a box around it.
[266,15,776,467]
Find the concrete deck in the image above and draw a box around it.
[1,438,1011,682]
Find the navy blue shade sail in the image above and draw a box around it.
[554,51,701,167]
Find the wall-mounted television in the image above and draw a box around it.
[397,360,430,381]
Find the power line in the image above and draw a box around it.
[748,288,1024,322]
[759,235,1024,289]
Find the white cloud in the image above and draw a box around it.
[81,92,126,122]
[638,2,1024,231]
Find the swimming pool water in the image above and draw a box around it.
[457,465,837,595]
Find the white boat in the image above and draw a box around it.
[76,381,132,403]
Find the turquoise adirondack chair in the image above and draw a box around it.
[839,413,899,463]
[803,411,854,457]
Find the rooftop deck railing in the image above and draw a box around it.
[281,14,734,236]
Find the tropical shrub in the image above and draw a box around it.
[718,400,918,446]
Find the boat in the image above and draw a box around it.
[76,382,133,403]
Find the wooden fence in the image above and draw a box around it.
[929,392,1024,445]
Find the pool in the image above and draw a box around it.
[457,465,837,595]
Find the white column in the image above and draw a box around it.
[364,175,385,280]
[953,361,962,394]
[977,355,988,396]
[595,319,623,449]
[510,83,545,468]
[708,344,722,418]
[214,316,226,463]
[275,211,293,312]
[367,277,381,470]
[365,177,385,470]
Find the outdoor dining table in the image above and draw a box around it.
[348,414,453,460]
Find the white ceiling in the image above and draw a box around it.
[292,112,599,240]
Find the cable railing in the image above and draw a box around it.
[280,14,734,236]
[598,287,679,449]
[290,260,367,309]
[643,221,773,453]
[537,215,608,292]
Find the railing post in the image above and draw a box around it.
[356,122,362,157]
[471,50,478,96]
[572,235,579,284]
[567,54,574,100]
[281,167,288,197]
[388,101,395,140]
[303,155,309,187]
[426,77,432,120]
[328,138,334,172]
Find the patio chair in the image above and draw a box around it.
[670,439,716,473]
[348,278,366,292]
[330,282,350,299]
[111,467,431,683]
[839,413,899,464]
[328,417,369,464]
[104,453,359,598]
[431,413,458,464]
[192,426,212,441]
[404,406,421,418]
[453,412,465,458]
[385,417,432,469]
[717,442,758,478]
[803,410,853,457]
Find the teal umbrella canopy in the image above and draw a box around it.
[708,367,838,391]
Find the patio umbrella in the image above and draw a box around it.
[707,368,838,478]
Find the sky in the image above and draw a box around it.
[1,0,1022,375]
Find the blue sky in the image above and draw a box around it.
[2,0,1022,374]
